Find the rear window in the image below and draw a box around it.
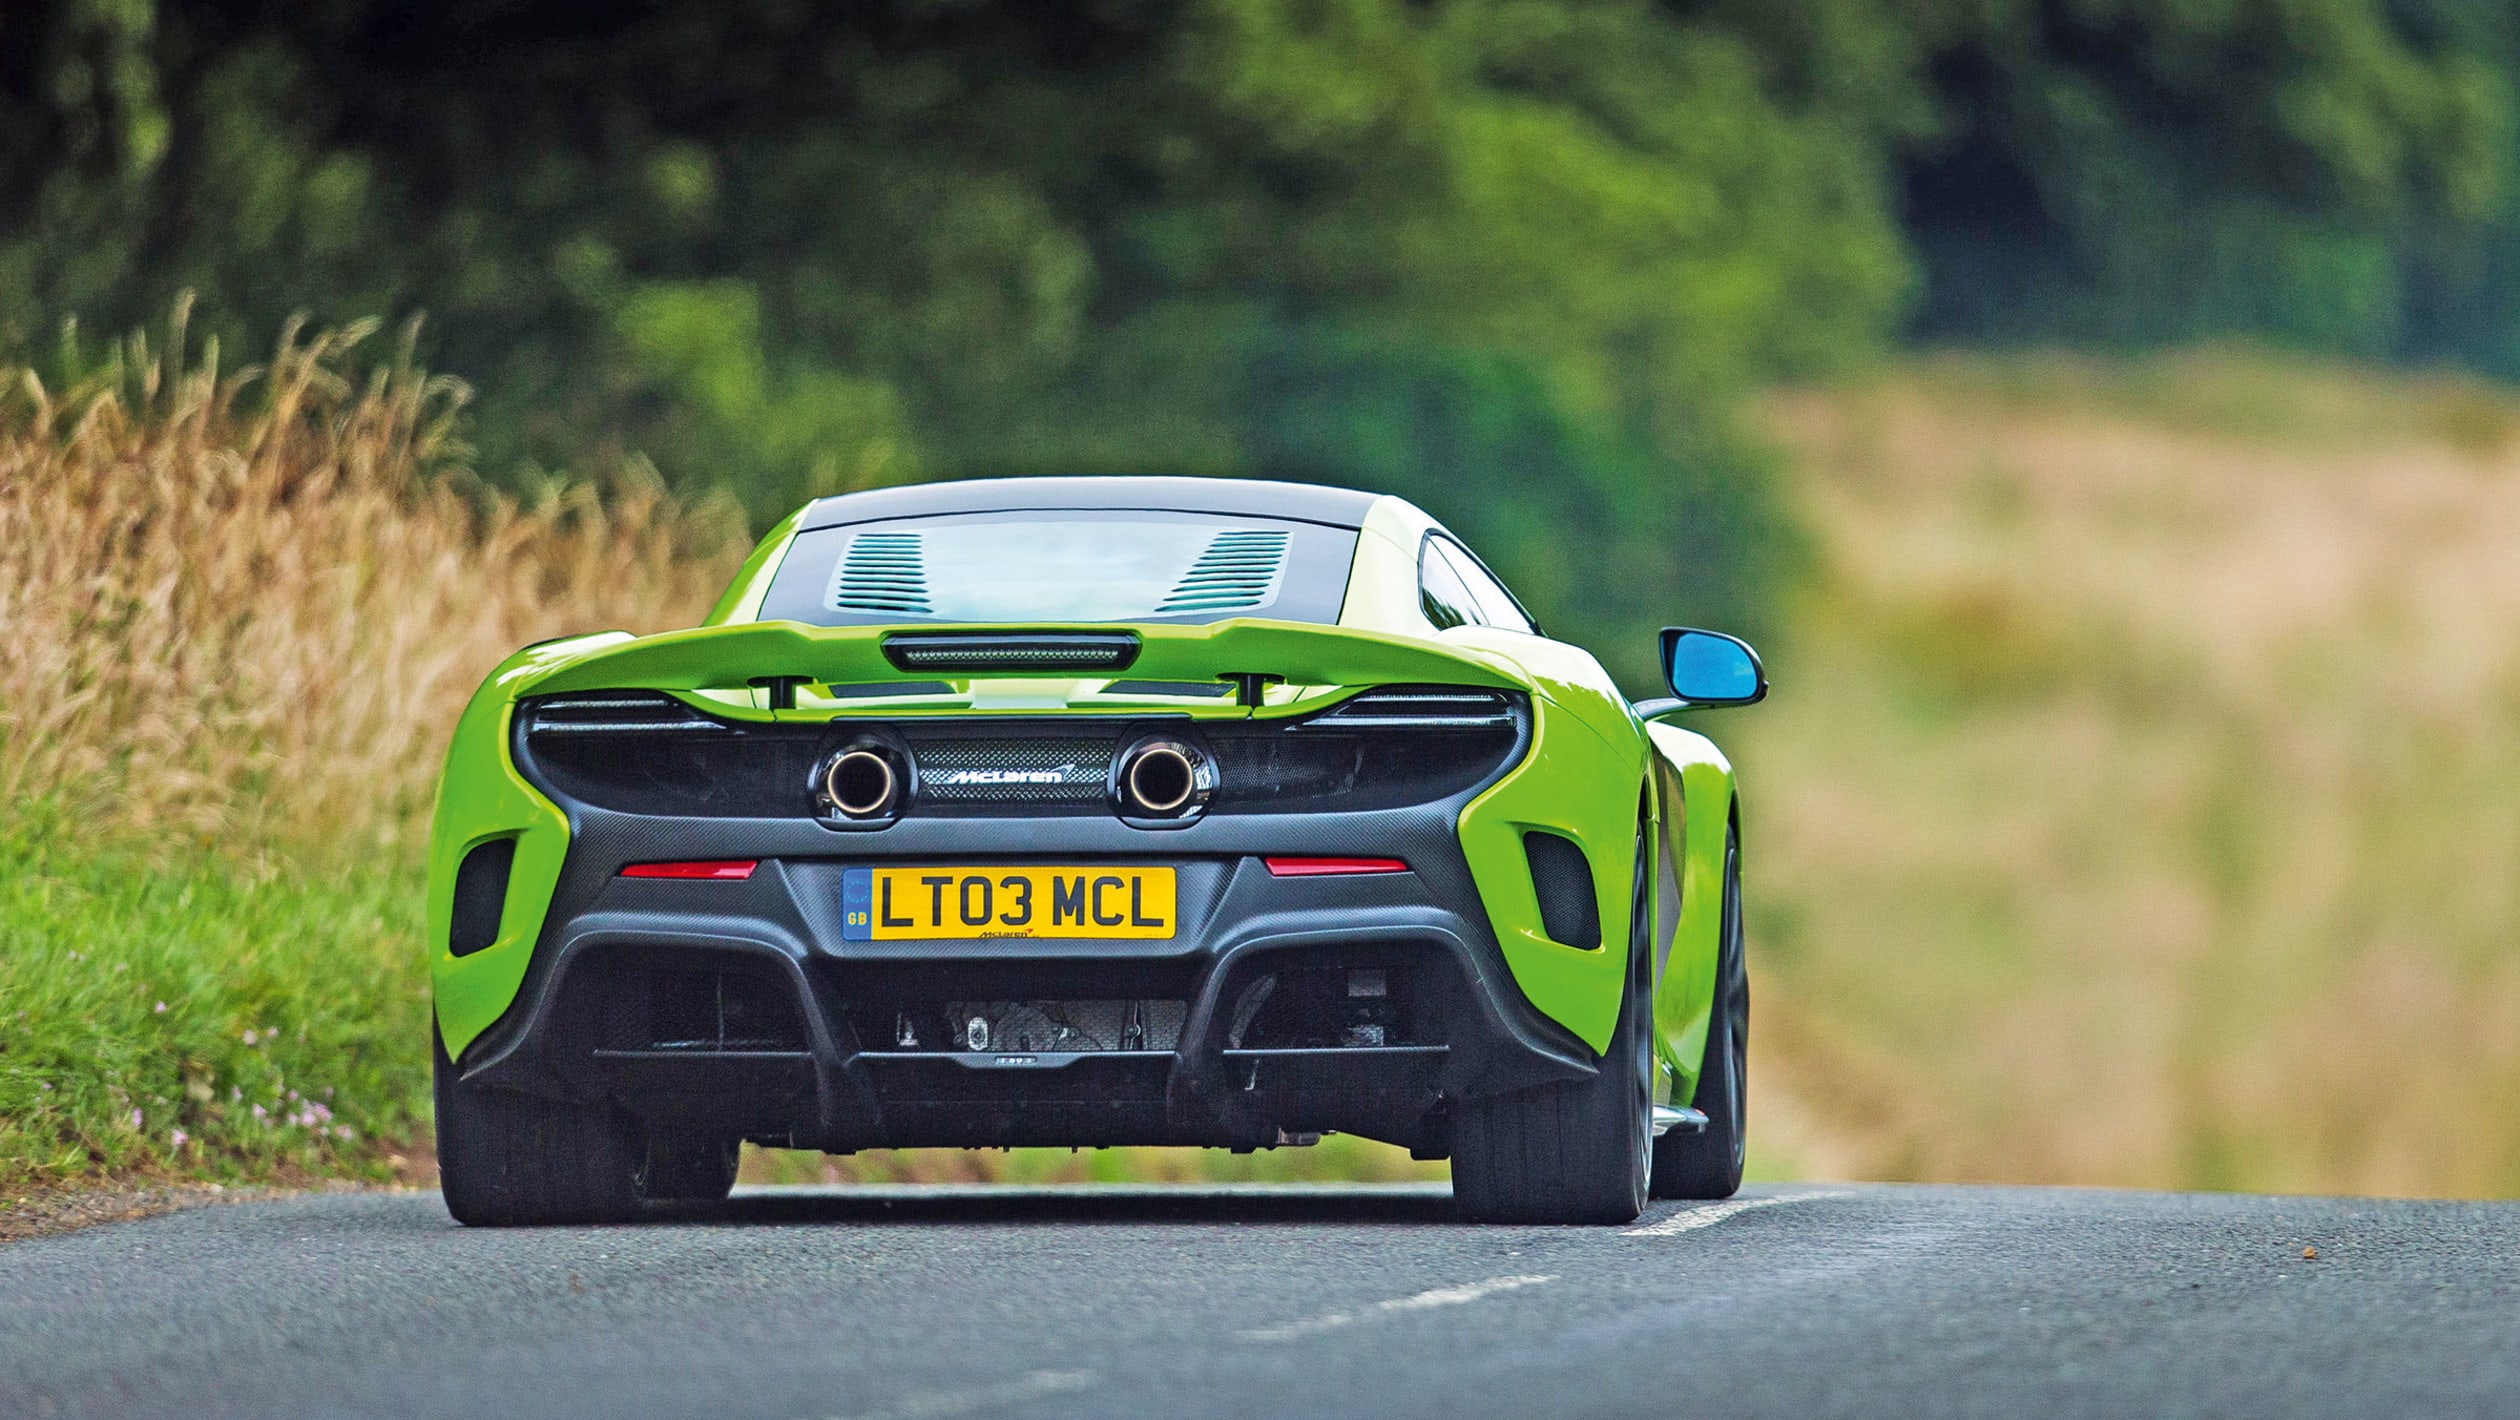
[757,510,1360,627]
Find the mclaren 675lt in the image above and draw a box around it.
[426,477,1766,1224]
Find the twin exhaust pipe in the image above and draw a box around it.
[822,747,901,819]
[815,735,1215,824]
[1113,737,1214,820]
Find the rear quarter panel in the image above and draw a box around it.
[1449,626,1647,1054]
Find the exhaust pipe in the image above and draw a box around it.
[820,744,905,821]
[1115,737,1215,821]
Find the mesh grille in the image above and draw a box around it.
[831,532,932,614]
[913,738,1113,802]
[1155,529,1290,613]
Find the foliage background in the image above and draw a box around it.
[11,0,2520,1194]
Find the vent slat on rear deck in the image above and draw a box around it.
[1155,530,1290,613]
[830,532,933,615]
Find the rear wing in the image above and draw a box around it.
[505,618,1526,709]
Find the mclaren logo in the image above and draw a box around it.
[929,765,1089,787]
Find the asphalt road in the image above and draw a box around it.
[4,1181,2517,1419]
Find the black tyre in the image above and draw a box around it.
[1651,825,1748,1200]
[1452,834,1653,1225]
[434,1029,645,1226]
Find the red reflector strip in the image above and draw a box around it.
[1263,856,1410,878]
[620,860,758,881]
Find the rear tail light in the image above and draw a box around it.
[523,692,727,734]
[1264,856,1410,877]
[619,860,759,880]
[1304,687,1521,729]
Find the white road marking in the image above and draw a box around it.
[815,1369,1096,1420]
[1622,1190,1851,1238]
[1237,1273,1559,1343]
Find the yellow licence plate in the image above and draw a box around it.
[840,866,1176,941]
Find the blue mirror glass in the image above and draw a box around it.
[1662,628,1764,705]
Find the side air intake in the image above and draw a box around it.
[450,838,517,958]
[1522,831,1601,950]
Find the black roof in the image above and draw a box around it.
[797,476,1383,532]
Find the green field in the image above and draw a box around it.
[1740,350,2520,1196]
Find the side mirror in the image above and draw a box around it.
[1643,627,1766,715]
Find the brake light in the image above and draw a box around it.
[620,860,758,881]
[1263,856,1409,877]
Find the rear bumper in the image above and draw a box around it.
[457,809,1597,1156]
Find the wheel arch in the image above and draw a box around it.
[1643,720,1738,1098]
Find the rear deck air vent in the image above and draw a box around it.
[881,632,1140,674]
[829,532,932,615]
[1155,529,1291,613]
[1522,830,1601,950]
[1308,687,1522,729]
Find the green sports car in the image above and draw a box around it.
[426,477,1765,1225]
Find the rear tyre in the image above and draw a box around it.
[434,1029,645,1226]
[1650,826,1748,1200]
[1452,835,1653,1226]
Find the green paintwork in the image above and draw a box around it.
[427,637,617,1059]
[429,491,1744,1086]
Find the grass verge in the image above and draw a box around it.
[0,814,429,1192]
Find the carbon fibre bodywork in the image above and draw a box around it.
[426,478,1742,1159]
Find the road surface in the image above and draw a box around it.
[3,1182,2516,1419]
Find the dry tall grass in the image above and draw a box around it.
[1746,352,2520,1197]
[0,305,746,856]
[0,309,1434,1190]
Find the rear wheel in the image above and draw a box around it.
[435,1030,646,1226]
[1651,825,1748,1200]
[1452,833,1653,1225]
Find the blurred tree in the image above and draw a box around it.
[1891,0,2515,357]
[12,0,2517,661]
[0,0,1902,665]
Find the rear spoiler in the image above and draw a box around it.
[511,619,1525,706]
